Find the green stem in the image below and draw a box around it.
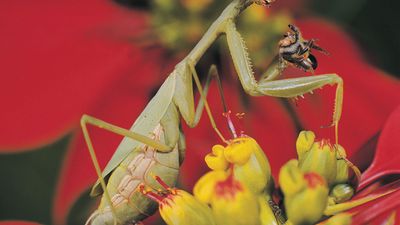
[185,0,251,64]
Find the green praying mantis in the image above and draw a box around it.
[81,0,345,224]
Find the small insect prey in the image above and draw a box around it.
[279,24,329,73]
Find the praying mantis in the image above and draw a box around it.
[81,0,344,224]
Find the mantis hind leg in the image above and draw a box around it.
[80,115,172,225]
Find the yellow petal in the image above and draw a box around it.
[212,179,260,225]
[193,170,228,204]
[224,137,255,165]
[296,131,315,161]
[160,190,216,225]
[205,145,229,171]
[279,160,306,196]
[232,138,273,194]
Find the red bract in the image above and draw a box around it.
[0,0,164,150]
[359,105,400,189]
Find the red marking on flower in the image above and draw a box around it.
[214,168,244,200]
[304,173,326,188]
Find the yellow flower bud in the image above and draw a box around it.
[211,176,261,225]
[335,145,347,159]
[141,176,216,225]
[334,144,351,184]
[298,139,337,186]
[335,159,350,184]
[231,137,273,195]
[193,170,228,204]
[205,145,229,171]
[159,189,216,225]
[224,137,255,165]
[280,161,329,225]
[284,172,329,225]
[329,184,354,204]
[279,160,306,196]
[296,130,316,162]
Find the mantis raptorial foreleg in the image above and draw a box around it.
[224,20,343,144]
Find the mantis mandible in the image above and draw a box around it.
[82,0,344,224]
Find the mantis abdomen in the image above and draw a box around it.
[87,125,181,225]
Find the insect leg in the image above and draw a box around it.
[81,115,171,151]
[256,75,343,142]
[188,62,227,143]
[80,115,173,225]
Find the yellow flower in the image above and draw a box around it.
[211,175,261,225]
[279,160,329,225]
[279,159,306,196]
[296,131,338,186]
[159,189,216,225]
[193,170,228,204]
[205,145,229,171]
[224,137,255,165]
[295,130,315,162]
[141,176,216,225]
[228,137,273,195]
[334,145,350,184]
[194,170,261,225]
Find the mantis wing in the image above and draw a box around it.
[91,72,177,195]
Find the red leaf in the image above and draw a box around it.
[352,190,400,225]
[359,105,400,190]
[53,84,148,225]
[0,0,164,151]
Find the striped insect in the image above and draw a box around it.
[278,24,329,73]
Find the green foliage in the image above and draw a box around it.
[0,136,70,224]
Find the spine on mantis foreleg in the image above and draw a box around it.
[225,20,260,96]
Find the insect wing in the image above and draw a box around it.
[91,73,177,194]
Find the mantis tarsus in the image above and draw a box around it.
[82,0,345,224]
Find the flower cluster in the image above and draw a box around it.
[150,134,278,225]
[147,128,399,225]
